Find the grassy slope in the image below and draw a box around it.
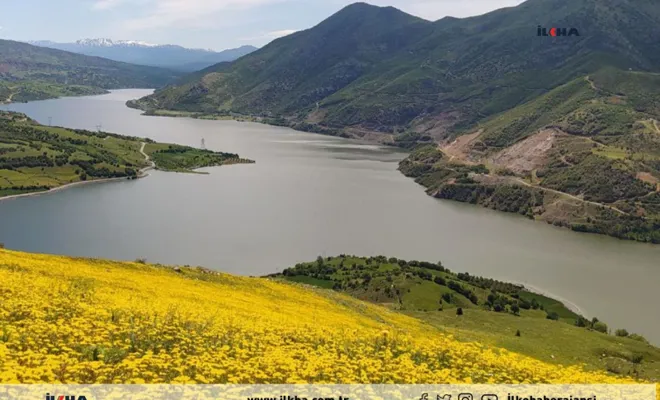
[0,39,180,102]
[274,256,660,381]
[0,111,252,197]
[0,248,651,384]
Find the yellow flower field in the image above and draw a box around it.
[0,249,646,384]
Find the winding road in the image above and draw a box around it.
[139,142,156,176]
[511,177,630,215]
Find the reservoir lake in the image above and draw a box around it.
[1,89,659,343]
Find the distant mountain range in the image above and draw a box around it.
[28,39,258,72]
[0,39,181,103]
[130,0,660,243]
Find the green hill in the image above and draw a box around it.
[0,111,251,197]
[272,255,660,380]
[131,0,660,137]
[0,39,180,103]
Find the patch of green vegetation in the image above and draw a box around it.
[593,145,629,160]
[540,154,654,203]
[283,275,336,289]
[0,81,107,103]
[0,111,252,197]
[478,78,596,148]
[144,143,253,173]
[270,255,660,381]
[273,255,573,317]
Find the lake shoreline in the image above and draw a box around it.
[0,148,154,203]
[0,175,144,203]
[512,281,587,317]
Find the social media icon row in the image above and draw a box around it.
[420,394,498,400]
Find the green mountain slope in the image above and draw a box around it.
[132,0,660,137]
[323,0,660,134]
[0,39,180,102]
[272,255,660,380]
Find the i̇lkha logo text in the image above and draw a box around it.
[537,26,580,36]
[45,394,87,400]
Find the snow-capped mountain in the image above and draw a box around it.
[27,39,257,71]
[73,38,160,48]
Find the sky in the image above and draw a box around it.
[0,0,526,50]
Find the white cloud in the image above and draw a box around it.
[122,0,289,32]
[368,0,526,20]
[103,0,526,44]
[239,29,297,44]
[265,29,297,39]
[92,0,127,10]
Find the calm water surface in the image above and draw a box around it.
[1,90,659,343]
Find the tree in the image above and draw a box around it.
[511,304,520,316]
[441,293,452,303]
[456,307,463,316]
[593,321,608,333]
[546,312,559,321]
[615,329,629,337]
[531,298,540,309]
[487,294,496,305]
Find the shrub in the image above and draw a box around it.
[511,304,520,315]
[515,330,521,337]
[135,258,147,264]
[615,329,629,337]
[628,334,649,344]
[0,243,4,249]
[456,307,464,316]
[593,321,608,333]
[546,312,559,321]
